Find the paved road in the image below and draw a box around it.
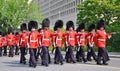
[0,54,120,71]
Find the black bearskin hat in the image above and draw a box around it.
[53,25,57,31]
[8,27,13,34]
[20,23,27,31]
[76,27,79,32]
[38,28,42,32]
[55,20,63,29]
[88,24,96,32]
[66,21,74,30]
[97,19,105,30]
[78,23,85,31]
[42,18,50,28]
[28,20,38,31]
[15,32,19,36]
[0,31,2,35]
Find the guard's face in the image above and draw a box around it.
[44,27,49,30]
[31,28,36,32]
[100,27,104,31]
[57,28,61,31]
[80,29,84,32]
[91,29,95,33]
[69,27,73,31]
[22,30,26,32]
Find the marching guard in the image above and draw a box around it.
[53,20,64,65]
[18,23,29,64]
[28,21,40,68]
[65,21,76,63]
[95,19,113,65]
[6,27,16,57]
[40,18,53,67]
[86,24,97,61]
[75,23,87,63]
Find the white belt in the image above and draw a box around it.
[43,39,50,41]
[8,39,12,41]
[21,40,25,41]
[26,36,28,38]
[57,39,62,40]
[98,39,106,41]
[87,36,90,39]
[30,40,38,42]
[69,38,75,40]
[80,39,85,40]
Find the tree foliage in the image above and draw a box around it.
[77,0,120,27]
[0,0,43,32]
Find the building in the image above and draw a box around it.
[34,0,83,28]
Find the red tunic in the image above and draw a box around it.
[64,31,77,47]
[40,30,53,47]
[3,36,7,46]
[86,33,96,47]
[76,32,87,47]
[18,32,30,48]
[0,37,3,48]
[95,30,112,48]
[6,34,16,46]
[52,31,64,48]
[29,31,40,49]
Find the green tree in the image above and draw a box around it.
[77,0,120,26]
[77,0,120,51]
[0,0,43,32]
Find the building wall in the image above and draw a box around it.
[35,0,83,28]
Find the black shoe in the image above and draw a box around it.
[60,62,64,65]
[33,64,37,68]
[23,61,26,64]
[54,62,59,64]
[3,54,7,56]
[103,62,108,65]
[45,64,48,67]
[84,60,87,63]
[73,61,76,64]
[87,58,92,61]
[15,53,19,55]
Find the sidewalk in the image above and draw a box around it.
[108,52,120,58]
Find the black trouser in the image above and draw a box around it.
[9,45,14,57]
[29,48,37,66]
[87,45,97,61]
[66,46,76,63]
[36,47,41,60]
[3,46,7,55]
[97,48,109,64]
[15,46,19,55]
[54,47,63,63]
[20,47,26,63]
[41,46,49,65]
[76,46,86,62]
[0,47,2,56]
